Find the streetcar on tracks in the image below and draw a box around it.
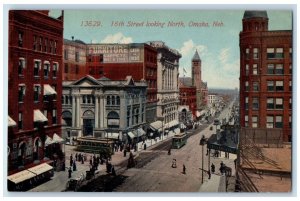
[172,133,188,149]
[75,137,115,158]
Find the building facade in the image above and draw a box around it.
[148,41,181,129]
[8,10,64,173]
[239,11,292,142]
[62,75,147,144]
[192,50,203,110]
[63,41,158,123]
[179,85,197,119]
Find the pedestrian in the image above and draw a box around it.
[70,154,73,161]
[182,164,186,174]
[111,165,116,176]
[75,153,78,161]
[68,167,72,178]
[220,161,224,174]
[172,159,177,168]
[73,161,77,171]
[81,156,84,164]
[144,143,147,150]
[208,170,211,179]
[90,158,93,166]
[168,149,171,155]
[62,161,66,171]
[70,158,73,167]
[211,163,215,173]
[123,149,127,157]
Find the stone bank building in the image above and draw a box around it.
[62,75,147,144]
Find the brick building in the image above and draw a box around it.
[179,85,197,120]
[8,10,64,174]
[239,10,292,141]
[63,41,158,123]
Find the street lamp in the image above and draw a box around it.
[199,135,207,184]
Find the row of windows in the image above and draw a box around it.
[64,50,81,62]
[18,110,57,130]
[107,96,121,106]
[18,85,57,103]
[87,54,104,63]
[245,97,292,110]
[33,34,58,54]
[62,95,72,105]
[244,80,291,92]
[244,115,291,129]
[245,47,292,60]
[244,63,292,76]
[147,80,157,89]
[18,58,59,78]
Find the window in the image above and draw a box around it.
[75,52,79,62]
[52,109,57,124]
[275,81,284,91]
[75,65,79,74]
[33,85,40,102]
[64,64,68,73]
[64,49,68,60]
[44,38,48,52]
[289,98,292,109]
[18,58,25,75]
[33,35,37,50]
[289,64,292,74]
[87,95,91,104]
[82,95,86,104]
[253,64,258,75]
[18,112,23,129]
[245,97,248,110]
[245,64,249,76]
[253,48,259,59]
[275,98,283,109]
[54,41,57,54]
[34,60,41,77]
[245,81,249,91]
[245,48,250,59]
[112,96,115,105]
[289,80,292,91]
[18,85,26,102]
[39,37,43,51]
[266,116,274,128]
[275,64,284,75]
[252,116,258,128]
[252,97,259,110]
[275,115,283,128]
[253,82,259,91]
[289,115,292,128]
[100,54,103,63]
[267,81,274,91]
[267,48,284,59]
[49,40,53,53]
[267,98,274,109]
[53,63,58,78]
[44,62,50,78]
[18,31,23,47]
[116,96,120,105]
[267,64,274,74]
[107,96,111,105]
[289,48,292,58]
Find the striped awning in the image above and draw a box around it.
[174,128,180,134]
[166,120,179,128]
[34,109,48,122]
[107,132,120,139]
[136,128,146,136]
[150,121,163,131]
[128,132,135,139]
[7,170,36,184]
[27,163,53,176]
[45,135,54,146]
[43,84,57,96]
[8,116,17,127]
[52,133,64,143]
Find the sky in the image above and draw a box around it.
[51,9,292,89]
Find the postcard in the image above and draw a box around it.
[5,8,293,194]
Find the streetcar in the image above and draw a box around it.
[172,133,188,149]
[75,137,115,158]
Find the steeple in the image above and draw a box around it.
[192,50,201,61]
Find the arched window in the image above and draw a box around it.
[107,111,120,128]
[62,111,72,127]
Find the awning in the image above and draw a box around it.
[128,132,135,139]
[196,110,206,117]
[136,128,146,136]
[107,132,120,139]
[27,163,53,176]
[34,109,48,122]
[166,120,179,128]
[52,133,64,143]
[7,170,36,184]
[150,121,163,131]
[45,135,54,146]
[174,128,180,134]
[43,84,57,96]
[180,123,186,129]
[8,116,17,127]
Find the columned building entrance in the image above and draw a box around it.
[82,110,95,136]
